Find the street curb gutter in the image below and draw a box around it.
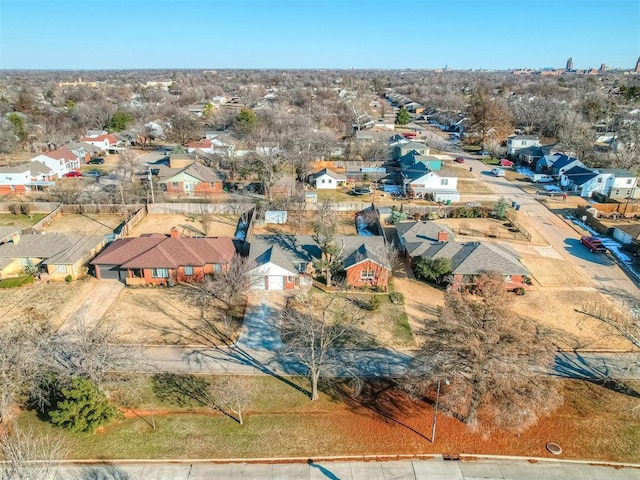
[34,453,640,469]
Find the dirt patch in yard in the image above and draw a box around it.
[101,286,241,345]
[435,217,529,243]
[0,276,99,329]
[44,214,124,235]
[127,213,239,238]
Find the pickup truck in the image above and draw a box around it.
[580,236,607,253]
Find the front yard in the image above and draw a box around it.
[16,375,640,462]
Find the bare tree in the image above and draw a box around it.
[468,87,514,146]
[0,426,66,480]
[280,292,365,401]
[165,111,201,146]
[410,272,561,434]
[209,376,258,425]
[579,296,640,349]
[312,201,339,286]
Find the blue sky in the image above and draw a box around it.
[0,0,638,70]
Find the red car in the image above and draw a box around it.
[454,156,465,163]
[499,158,514,167]
[63,170,82,178]
[580,236,607,253]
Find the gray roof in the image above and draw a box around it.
[158,162,224,183]
[0,227,21,244]
[0,233,105,265]
[420,241,529,276]
[396,221,455,255]
[249,234,389,272]
[311,168,346,181]
[29,160,53,175]
[0,164,30,174]
[596,169,637,178]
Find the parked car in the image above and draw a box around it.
[63,170,82,178]
[491,168,505,177]
[499,158,514,167]
[478,150,489,156]
[580,236,607,253]
[531,174,554,183]
[454,156,465,163]
[88,158,104,165]
[83,170,102,178]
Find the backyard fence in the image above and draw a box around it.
[147,202,254,215]
[30,205,62,231]
[505,210,532,242]
[0,201,59,213]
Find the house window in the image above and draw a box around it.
[184,265,194,276]
[616,190,620,195]
[597,177,602,183]
[328,179,333,183]
[171,182,179,188]
[152,268,169,278]
[55,265,69,273]
[626,179,633,184]
[360,269,376,280]
[522,141,527,146]
[296,262,307,273]
[210,182,216,187]
[213,264,222,273]
[321,179,326,184]
[440,178,449,186]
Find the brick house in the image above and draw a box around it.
[157,162,225,196]
[90,228,237,285]
[247,234,391,291]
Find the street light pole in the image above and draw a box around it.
[432,378,449,443]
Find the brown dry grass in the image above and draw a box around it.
[519,254,592,287]
[0,276,98,329]
[101,286,241,345]
[456,180,494,194]
[43,213,124,235]
[128,213,239,238]
[253,211,358,236]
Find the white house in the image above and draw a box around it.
[310,168,347,190]
[506,135,540,156]
[0,161,55,195]
[80,133,118,150]
[406,169,459,202]
[30,148,81,177]
[597,169,639,200]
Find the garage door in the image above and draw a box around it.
[267,275,284,290]
[252,275,266,290]
[99,265,123,281]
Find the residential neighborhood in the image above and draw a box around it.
[0,43,640,478]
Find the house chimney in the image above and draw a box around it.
[170,227,179,238]
[437,231,448,242]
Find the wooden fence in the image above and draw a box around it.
[147,203,254,215]
[31,205,62,231]
[0,201,59,213]
[60,204,145,215]
[505,210,532,242]
[579,201,640,217]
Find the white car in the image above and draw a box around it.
[491,168,505,177]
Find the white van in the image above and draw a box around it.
[532,174,554,183]
[491,168,505,177]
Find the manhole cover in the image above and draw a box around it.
[546,443,562,455]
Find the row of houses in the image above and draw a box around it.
[0,131,121,195]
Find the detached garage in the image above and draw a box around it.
[249,263,296,291]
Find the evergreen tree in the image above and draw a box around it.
[48,378,121,434]
[495,196,508,219]
[395,107,411,126]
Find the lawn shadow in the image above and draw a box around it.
[320,377,430,442]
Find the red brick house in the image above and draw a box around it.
[157,162,225,196]
[343,243,390,290]
[90,228,237,285]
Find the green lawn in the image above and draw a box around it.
[0,212,47,227]
[0,275,34,288]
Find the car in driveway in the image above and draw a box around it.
[88,158,104,165]
[478,150,489,156]
[491,168,506,177]
[83,170,102,178]
[63,170,82,178]
[454,156,465,163]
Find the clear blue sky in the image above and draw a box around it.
[1,0,638,70]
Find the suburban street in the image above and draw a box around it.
[53,457,640,480]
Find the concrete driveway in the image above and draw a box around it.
[58,279,123,333]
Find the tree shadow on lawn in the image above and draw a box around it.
[319,377,430,442]
[553,351,640,399]
[139,296,311,399]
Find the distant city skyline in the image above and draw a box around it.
[0,0,638,71]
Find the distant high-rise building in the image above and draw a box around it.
[635,57,640,73]
[566,57,573,70]
[600,63,606,74]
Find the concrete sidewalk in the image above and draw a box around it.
[55,458,640,480]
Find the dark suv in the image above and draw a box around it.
[88,158,104,165]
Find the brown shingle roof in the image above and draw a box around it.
[91,236,236,269]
